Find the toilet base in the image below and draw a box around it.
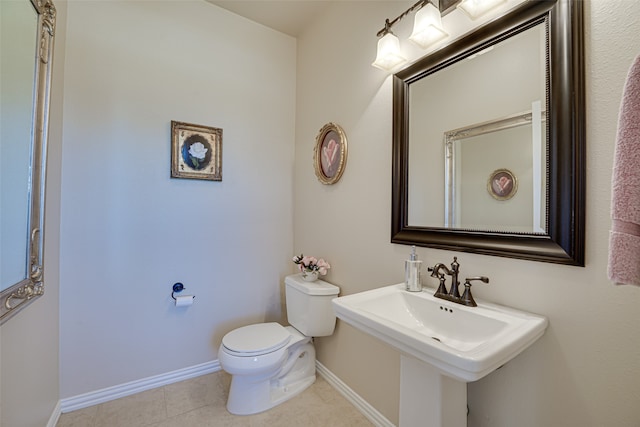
[226,341,316,415]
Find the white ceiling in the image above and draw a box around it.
[206,1,331,37]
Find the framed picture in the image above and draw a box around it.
[487,168,518,200]
[171,121,222,181]
[313,123,348,185]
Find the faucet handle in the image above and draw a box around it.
[466,276,489,284]
[434,274,448,298]
[450,256,459,272]
[460,276,489,307]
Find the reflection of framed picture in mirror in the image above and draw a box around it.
[314,123,347,185]
[171,121,222,181]
[488,168,518,200]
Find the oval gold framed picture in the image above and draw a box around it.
[314,123,347,185]
[487,168,518,201]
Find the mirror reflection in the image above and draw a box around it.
[442,107,547,232]
[0,0,38,290]
[0,0,56,324]
[407,22,547,233]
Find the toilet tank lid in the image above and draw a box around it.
[285,274,340,296]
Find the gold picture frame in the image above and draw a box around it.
[171,121,222,181]
[487,168,518,200]
[313,123,347,185]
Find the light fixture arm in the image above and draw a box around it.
[376,0,437,37]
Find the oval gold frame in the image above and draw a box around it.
[313,123,347,185]
[487,168,518,201]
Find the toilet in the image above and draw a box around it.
[218,274,340,415]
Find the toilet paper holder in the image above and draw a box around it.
[171,282,195,302]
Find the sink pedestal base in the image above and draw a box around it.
[399,355,467,427]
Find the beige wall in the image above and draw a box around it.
[58,0,296,398]
[0,1,66,426]
[295,1,640,426]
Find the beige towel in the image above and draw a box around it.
[608,55,640,286]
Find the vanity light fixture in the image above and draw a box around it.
[373,0,442,71]
[409,2,449,49]
[457,0,507,20]
[373,0,506,72]
[372,29,407,71]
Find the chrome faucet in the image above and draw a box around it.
[428,257,488,306]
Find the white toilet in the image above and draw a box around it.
[218,274,340,415]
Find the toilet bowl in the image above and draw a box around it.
[218,274,340,415]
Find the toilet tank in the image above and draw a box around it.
[285,274,340,337]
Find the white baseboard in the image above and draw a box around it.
[316,361,395,427]
[46,400,62,427]
[60,360,220,413]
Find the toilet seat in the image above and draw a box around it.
[222,322,291,357]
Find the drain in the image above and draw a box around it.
[432,336,441,342]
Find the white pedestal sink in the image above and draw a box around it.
[400,355,467,426]
[332,283,548,427]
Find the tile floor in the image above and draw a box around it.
[56,371,375,427]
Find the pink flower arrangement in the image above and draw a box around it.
[292,254,331,276]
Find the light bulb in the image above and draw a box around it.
[409,2,448,49]
[457,0,507,20]
[372,32,407,71]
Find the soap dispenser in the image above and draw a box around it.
[405,246,422,292]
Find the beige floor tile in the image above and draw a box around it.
[305,377,374,426]
[308,403,375,427]
[94,387,167,427]
[247,396,316,427]
[150,404,252,427]
[310,375,345,404]
[163,372,227,418]
[56,405,98,427]
[57,371,374,427]
[248,377,373,427]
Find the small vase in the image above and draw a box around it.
[301,270,319,282]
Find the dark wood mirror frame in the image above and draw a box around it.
[391,0,585,266]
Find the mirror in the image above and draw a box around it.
[442,107,547,233]
[392,0,585,265]
[0,0,56,324]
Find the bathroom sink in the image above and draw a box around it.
[332,284,548,382]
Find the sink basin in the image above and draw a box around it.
[332,283,548,382]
